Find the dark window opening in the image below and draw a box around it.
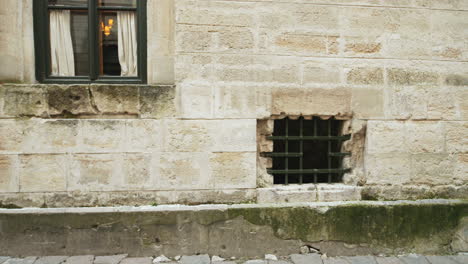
[263,117,351,184]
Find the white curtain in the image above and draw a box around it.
[117,11,138,77]
[49,10,75,76]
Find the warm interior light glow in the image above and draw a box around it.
[104,26,111,36]
[101,18,114,37]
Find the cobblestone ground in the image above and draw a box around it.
[0,254,467,264]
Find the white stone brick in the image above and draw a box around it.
[210,152,256,189]
[0,155,18,192]
[69,154,121,192]
[365,153,411,185]
[445,121,468,153]
[125,120,163,152]
[156,152,212,190]
[366,121,406,154]
[411,154,456,186]
[80,120,126,153]
[19,154,68,192]
[405,122,444,153]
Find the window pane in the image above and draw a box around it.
[99,12,120,76]
[70,11,89,76]
[48,0,88,7]
[49,10,89,76]
[99,11,138,76]
[98,0,136,7]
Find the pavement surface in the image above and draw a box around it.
[0,254,467,264]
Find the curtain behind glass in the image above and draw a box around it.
[117,11,137,76]
[50,10,75,76]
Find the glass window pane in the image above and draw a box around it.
[98,0,136,7]
[49,10,89,76]
[70,11,89,76]
[99,12,120,76]
[99,11,138,77]
[48,0,88,7]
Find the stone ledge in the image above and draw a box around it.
[0,200,466,257]
[0,84,176,119]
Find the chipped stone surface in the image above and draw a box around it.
[290,254,322,264]
[179,255,210,264]
[34,256,68,264]
[63,255,94,264]
[94,254,128,264]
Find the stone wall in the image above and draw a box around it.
[0,0,467,207]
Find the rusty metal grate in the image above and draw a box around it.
[263,117,351,184]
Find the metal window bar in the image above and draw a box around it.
[266,117,351,184]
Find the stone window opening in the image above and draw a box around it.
[260,116,351,185]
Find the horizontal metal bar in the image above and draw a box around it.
[267,168,351,174]
[98,6,137,11]
[262,152,303,158]
[328,152,351,157]
[48,6,88,10]
[267,135,351,141]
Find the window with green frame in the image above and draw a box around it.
[33,0,147,84]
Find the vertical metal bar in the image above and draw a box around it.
[285,118,289,185]
[299,117,303,184]
[90,0,98,80]
[313,117,317,184]
[328,119,332,183]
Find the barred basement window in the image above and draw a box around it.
[263,117,351,184]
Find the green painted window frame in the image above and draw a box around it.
[33,0,147,84]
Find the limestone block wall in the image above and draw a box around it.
[0,0,467,207]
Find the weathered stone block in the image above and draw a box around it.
[94,255,128,264]
[445,122,468,153]
[219,28,254,50]
[69,154,119,191]
[19,154,67,192]
[120,257,152,264]
[47,85,96,116]
[214,85,257,118]
[90,85,139,115]
[210,152,256,189]
[454,154,468,185]
[257,185,318,203]
[176,2,254,27]
[303,65,341,84]
[405,122,444,153]
[387,68,439,86]
[80,120,126,152]
[164,120,215,152]
[125,120,162,152]
[351,88,384,119]
[0,120,27,152]
[344,37,382,56]
[176,29,212,52]
[365,153,411,185]
[157,152,211,190]
[445,74,468,86]
[366,121,406,154]
[212,119,257,152]
[178,83,213,118]
[3,85,47,117]
[122,153,152,189]
[139,85,176,118]
[216,65,300,84]
[317,185,362,202]
[385,86,428,120]
[411,154,455,185]
[0,155,17,192]
[33,120,79,153]
[271,87,351,116]
[274,33,337,55]
[346,67,384,85]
